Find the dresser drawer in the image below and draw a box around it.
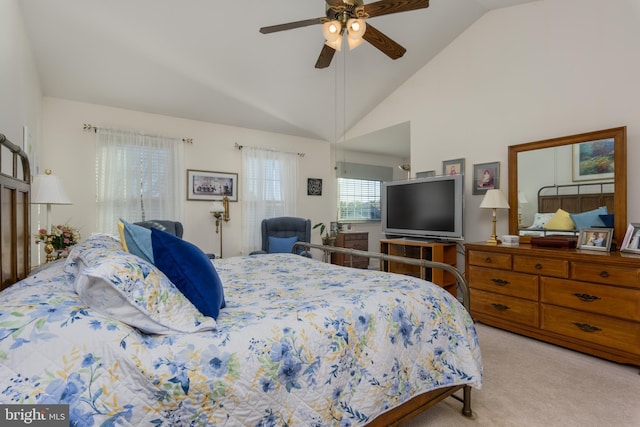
[468,266,538,300]
[471,288,538,327]
[513,255,569,278]
[346,239,368,251]
[541,277,640,320]
[468,250,512,270]
[541,305,640,355]
[571,262,640,289]
[342,232,368,242]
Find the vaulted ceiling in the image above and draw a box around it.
[19,0,537,148]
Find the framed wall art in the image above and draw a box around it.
[473,161,500,195]
[572,138,615,181]
[307,178,322,196]
[187,169,238,201]
[442,158,465,176]
[578,227,613,251]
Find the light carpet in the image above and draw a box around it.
[403,323,639,427]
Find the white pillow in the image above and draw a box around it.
[527,212,555,229]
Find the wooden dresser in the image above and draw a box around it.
[380,239,458,297]
[465,242,640,366]
[332,231,369,269]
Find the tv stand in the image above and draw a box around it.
[380,238,457,297]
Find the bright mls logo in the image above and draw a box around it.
[1,405,68,426]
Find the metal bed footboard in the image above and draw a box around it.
[292,242,470,312]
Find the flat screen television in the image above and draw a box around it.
[381,174,464,241]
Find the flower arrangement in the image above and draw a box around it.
[34,224,81,258]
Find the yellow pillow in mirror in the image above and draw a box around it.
[543,209,575,230]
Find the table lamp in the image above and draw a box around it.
[479,189,510,245]
[31,169,72,261]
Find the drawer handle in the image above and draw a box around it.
[535,263,543,270]
[491,303,510,311]
[599,271,610,278]
[491,278,510,286]
[573,293,601,303]
[573,322,601,333]
[484,257,492,263]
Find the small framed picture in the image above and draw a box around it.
[578,227,613,251]
[442,158,465,176]
[620,223,640,254]
[416,170,436,178]
[307,178,322,196]
[187,169,238,201]
[473,161,500,195]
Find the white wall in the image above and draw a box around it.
[349,0,640,244]
[39,98,332,258]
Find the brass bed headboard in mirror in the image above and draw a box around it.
[0,133,31,290]
[508,126,627,245]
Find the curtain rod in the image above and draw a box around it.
[234,142,304,157]
[83,124,193,144]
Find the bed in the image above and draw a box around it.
[0,134,482,426]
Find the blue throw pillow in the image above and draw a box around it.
[151,228,225,319]
[268,236,298,253]
[599,214,614,227]
[569,207,607,229]
[118,218,154,263]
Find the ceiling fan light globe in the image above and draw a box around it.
[347,18,366,39]
[325,34,343,51]
[322,20,342,42]
[347,36,364,50]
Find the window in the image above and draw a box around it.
[338,178,381,221]
[95,128,184,234]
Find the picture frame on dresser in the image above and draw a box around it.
[620,223,640,254]
[577,227,613,251]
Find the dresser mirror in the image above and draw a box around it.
[508,127,627,244]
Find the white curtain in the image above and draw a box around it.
[241,146,298,254]
[95,128,184,234]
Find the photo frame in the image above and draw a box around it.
[442,158,465,176]
[572,138,615,181]
[472,161,500,195]
[307,178,322,196]
[620,223,640,254]
[578,227,613,251]
[187,169,238,201]
[416,170,436,178]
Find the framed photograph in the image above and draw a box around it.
[572,138,615,181]
[620,223,640,254]
[578,227,613,251]
[473,161,500,195]
[307,178,322,196]
[442,158,465,176]
[187,169,238,201]
[416,170,436,178]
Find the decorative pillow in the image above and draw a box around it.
[268,236,299,254]
[527,212,555,229]
[570,207,608,230]
[599,214,614,228]
[543,209,575,230]
[70,247,217,334]
[118,218,154,263]
[64,234,127,281]
[151,228,226,320]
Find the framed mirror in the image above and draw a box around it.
[508,127,627,245]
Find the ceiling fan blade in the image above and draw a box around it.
[364,0,430,18]
[315,44,336,69]
[260,17,324,34]
[362,23,406,60]
[325,0,344,6]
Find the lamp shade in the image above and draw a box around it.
[479,189,510,209]
[31,170,71,205]
[210,201,225,213]
[322,20,342,42]
[518,191,529,204]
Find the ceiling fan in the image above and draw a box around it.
[259,0,430,69]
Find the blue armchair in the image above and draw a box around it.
[133,220,184,238]
[250,217,312,257]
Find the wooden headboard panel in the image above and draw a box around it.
[538,182,615,214]
[0,133,31,290]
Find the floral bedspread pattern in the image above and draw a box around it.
[0,253,482,426]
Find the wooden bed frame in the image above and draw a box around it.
[0,134,474,425]
[537,182,615,214]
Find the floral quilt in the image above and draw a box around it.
[0,253,482,426]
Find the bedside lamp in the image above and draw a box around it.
[210,197,230,257]
[31,169,72,262]
[518,191,529,228]
[480,189,510,245]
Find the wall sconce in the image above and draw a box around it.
[31,169,72,262]
[479,189,510,245]
[210,196,230,257]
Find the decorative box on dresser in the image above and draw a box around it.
[465,242,640,366]
[331,231,369,269]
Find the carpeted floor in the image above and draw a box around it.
[403,323,640,427]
